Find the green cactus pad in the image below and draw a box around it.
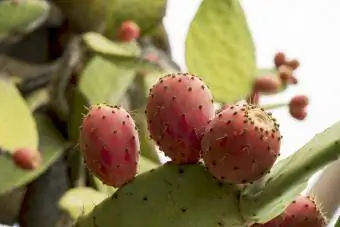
[0,0,50,41]
[52,0,166,37]
[75,163,244,227]
[240,121,340,224]
[0,78,38,151]
[78,55,136,105]
[185,0,256,103]
[0,114,67,195]
[58,187,108,221]
[82,32,141,58]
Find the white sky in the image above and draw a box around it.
[2,0,340,226]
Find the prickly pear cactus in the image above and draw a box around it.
[0,0,338,226]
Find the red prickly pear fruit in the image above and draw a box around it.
[290,95,309,108]
[251,196,327,227]
[145,72,215,164]
[12,148,42,170]
[286,59,300,70]
[278,65,298,85]
[274,52,286,68]
[289,108,308,121]
[201,104,281,184]
[289,95,309,120]
[117,20,140,42]
[253,75,281,94]
[79,104,140,188]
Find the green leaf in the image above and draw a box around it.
[78,55,136,105]
[0,78,38,151]
[240,121,340,224]
[0,0,50,41]
[185,0,256,103]
[58,187,108,220]
[0,114,66,195]
[92,155,158,195]
[83,32,141,58]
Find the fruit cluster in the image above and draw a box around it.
[79,72,326,226]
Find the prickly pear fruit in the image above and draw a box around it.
[146,72,214,164]
[12,148,42,170]
[251,195,327,227]
[117,20,140,42]
[79,104,140,188]
[253,75,281,94]
[286,59,300,70]
[202,104,281,184]
[274,52,286,68]
[289,95,309,120]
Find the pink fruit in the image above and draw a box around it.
[117,20,140,42]
[289,95,309,120]
[79,104,140,188]
[145,72,215,164]
[201,104,281,184]
[251,196,327,227]
[290,95,309,108]
[286,59,300,70]
[253,75,281,94]
[12,148,42,170]
[274,52,286,68]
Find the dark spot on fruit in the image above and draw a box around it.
[233,166,239,170]
[113,130,117,134]
[178,79,182,82]
[143,196,148,201]
[190,76,195,80]
[172,96,176,101]
[212,160,216,166]
[181,208,187,212]
[126,114,130,118]
[221,176,225,180]
[218,113,222,118]
[116,164,120,168]
[201,85,205,90]
[188,87,192,92]
[227,120,231,124]
[242,180,247,183]
[164,85,168,90]
[160,79,164,83]
[233,111,238,115]
[211,99,214,103]
[113,193,118,199]
[122,121,126,125]
[171,75,176,78]
[217,221,223,226]
[198,105,203,110]
[230,106,234,109]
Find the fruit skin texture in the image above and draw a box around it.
[251,195,327,227]
[202,104,281,184]
[117,20,140,41]
[146,73,214,164]
[79,104,140,188]
[12,148,42,170]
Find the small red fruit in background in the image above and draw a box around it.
[117,20,140,42]
[12,148,42,170]
[289,95,309,120]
